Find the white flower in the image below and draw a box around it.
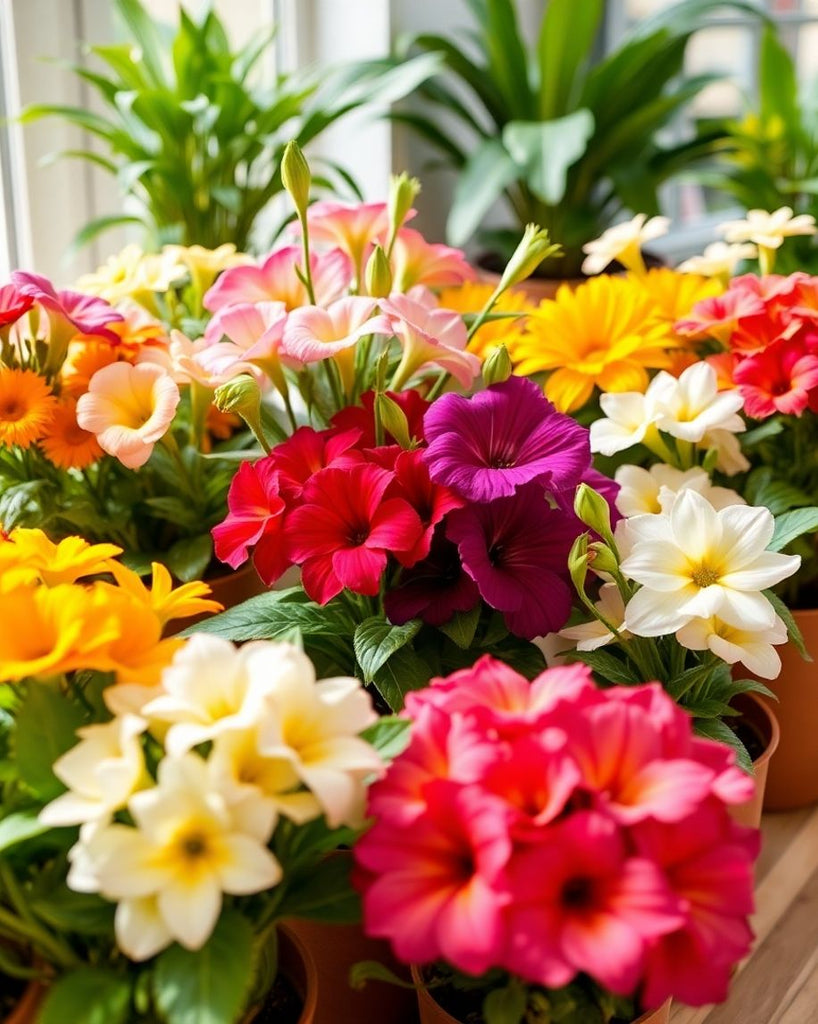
[614,464,745,518]
[72,753,281,958]
[677,241,758,277]
[718,207,816,249]
[648,363,745,442]
[676,614,788,679]
[581,214,670,276]
[40,715,147,827]
[590,391,661,456]
[560,584,629,651]
[621,489,800,637]
[699,427,750,475]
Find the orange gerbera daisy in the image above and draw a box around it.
[634,268,723,342]
[438,282,536,360]
[60,339,121,397]
[508,275,682,413]
[39,396,104,470]
[0,367,57,449]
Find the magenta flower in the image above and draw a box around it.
[12,271,123,344]
[423,376,591,503]
[0,283,34,330]
[446,484,579,639]
[384,528,479,627]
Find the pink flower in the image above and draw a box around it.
[203,246,351,313]
[387,449,464,564]
[303,200,392,282]
[390,228,476,291]
[211,459,291,585]
[201,300,300,387]
[380,294,480,389]
[11,271,123,343]
[330,389,430,448]
[733,334,818,418]
[76,362,180,469]
[675,287,766,347]
[504,812,683,995]
[266,425,362,501]
[357,780,513,974]
[0,283,34,329]
[284,463,423,603]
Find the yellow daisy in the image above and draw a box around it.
[107,560,223,626]
[0,529,121,589]
[634,268,723,341]
[438,282,536,361]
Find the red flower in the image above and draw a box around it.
[330,389,430,448]
[733,334,818,418]
[285,464,423,604]
[0,284,34,329]
[267,425,361,500]
[388,449,464,564]
[211,459,291,585]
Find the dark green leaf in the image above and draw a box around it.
[31,890,115,937]
[483,980,528,1024]
[353,618,422,683]
[447,136,519,247]
[15,686,85,800]
[39,969,131,1024]
[372,646,433,712]
[276,853,360,924]
[568,648,641,686]
[765,590,813,660]
[437,606,482,650]
[165,534,213,583]
[537,0,603,120]
[694,717,753,773]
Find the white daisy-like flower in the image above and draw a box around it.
[559,583,629,651]
[614,464,745,518]
[581,214,670,276]
[676,613,788,679]
[677,241,758,278]
[649,363,745,443]
[718,207,816,249]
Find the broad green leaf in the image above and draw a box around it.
[275,852,359,924]
[447,136,519,247]
[15,686,85,800]
[538,0,603,120]
[694,717,753,774]
[484,980,528,1024]
[372,646,433,712]
[353,618,422,683]
[360,716,412,761]
[165,534,213,583]
[503,110,594,205]
[760,25,801,138]
[0,810,49,853]
[153,911,254,1024]
[769,508,818,552]
[39,969,131,1024]
[568,649,641,686]
[438,606,482,650]
[764,590,813,660]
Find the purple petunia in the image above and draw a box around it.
[422,376,591,504]
[445,483,580,640]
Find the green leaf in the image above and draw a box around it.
[503,110,595,205]
[764,589,812,660]
[770,508,818,552]
[372,646,433,712]
[438,606,482,650]
[185,590,356,644]
[39,969,131,1024]
[114,0,169,87]
[694,717,753,774]
[350,960,418,991]
[759,24,800,138]
[360,716,412,761]
[537,0,604,120]
[482,0,535,119]
[567,648,641,686]
[15,686,85,800]
[69,214,146,254]
[152,911,254,1024]
[276,852,360,924]
[165,534,213,583]
[447,136,519,247]
[353,618,422,683]
[0,810,49,853]
[484,979,528,1024]
[30,890,115,937]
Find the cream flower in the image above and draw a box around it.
[699,427,750,475]
[614,464,745,518]
[677,241,758,278]
[676,614,788,679]
[621,489,800,637]
[559,583,629,651]
[40,715,147,827]
[581,214,670,276]
[648,362,745,443]
[77,244,187,304]
[163,243,252,295]
[71,753,280,957]
[76,362,180,469]
[718,206,816,249]
[589,391,661,456]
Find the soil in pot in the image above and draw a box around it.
[726,693,780,829]
[249,973,303,1024]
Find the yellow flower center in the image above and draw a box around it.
[691,564,720,588]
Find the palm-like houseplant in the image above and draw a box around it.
[394,0,766,277]
[22,0,439,253]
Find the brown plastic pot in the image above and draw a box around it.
[246,923,318,1024]
[728,692,781,829]
[410,968,670,1024]
[2,981,44,1024]
[759,607,818,811]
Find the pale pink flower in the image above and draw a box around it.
[380,294,480,389]
[303,200,392,280]
[201,301,300,385]
[76,362,180,469]
[390,228,476,291]
[203,245,351,313]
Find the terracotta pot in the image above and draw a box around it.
[410,968,670,1023]
[728,692,781,829]
[247,923,318,1024]
[2,981,44,1024]
[758,607,818,811]
[166,561,269,634]
[477,266,583,304]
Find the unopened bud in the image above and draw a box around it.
[498,224,562,293]
[482,345,512,386]
[214,375,269,453]
[374,392,412,449]
[588,541,619,575]
[574,483,614,545]
[388,172,421,241]
[568,532,590,599]
[281,140,311,218]
[365,244,393,298]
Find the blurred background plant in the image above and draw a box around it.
[20,0,439,255]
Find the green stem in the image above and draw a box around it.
[425,370,451,402]
[298,212,317,305]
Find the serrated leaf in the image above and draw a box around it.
[353,618,422,683]
[152,911,254,1024]
[694,717,753,774]
[438,606,482,649]
[39,969,131,1024]
[184,589,355,643]
[765,589,812,660]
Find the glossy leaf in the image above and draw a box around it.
[447,136,519,247]
[503,110,594,204]
[538,0,603,120]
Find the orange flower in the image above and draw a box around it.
[106,560,222,626]
[0,367,57,449]
[634,268,723,343]
[39,396,104,469]
[60,340,121,397]
[438,282,536,361]
[507,276,682,413]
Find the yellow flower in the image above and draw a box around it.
[634,268,723,337]
[437,282,535,361]
[107,560,223,626]
[163,244,252,297]
[510,275,682,413]
[0,529,121,590]
[77,245,187,305]
[0,584,119,681]
[0,368,57,449]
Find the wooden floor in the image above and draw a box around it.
[671,804,818,1024]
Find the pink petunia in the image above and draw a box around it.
[389,228,476,291]
[302,200,393,282]
[12,271,123,344]
[380,294,481,389]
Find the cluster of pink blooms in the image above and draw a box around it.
[676,273,818,419]
[354,656,759,1009]
[213,376,608,639]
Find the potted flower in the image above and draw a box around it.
[391,0,766,283]
[0,527,394,1023]
[352,656,759,1024]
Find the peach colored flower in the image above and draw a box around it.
[77,362,180,469]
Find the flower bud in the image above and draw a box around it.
[281,140,311,219]
[481,345,512,386]
[214,375,269,453]
[365,244,393,299]
[374,392,412,448]
[588,541,619,576]
[574,483,613,544]
[388,172,421,240]
[568,532,590,598]
[498,224,562,293]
